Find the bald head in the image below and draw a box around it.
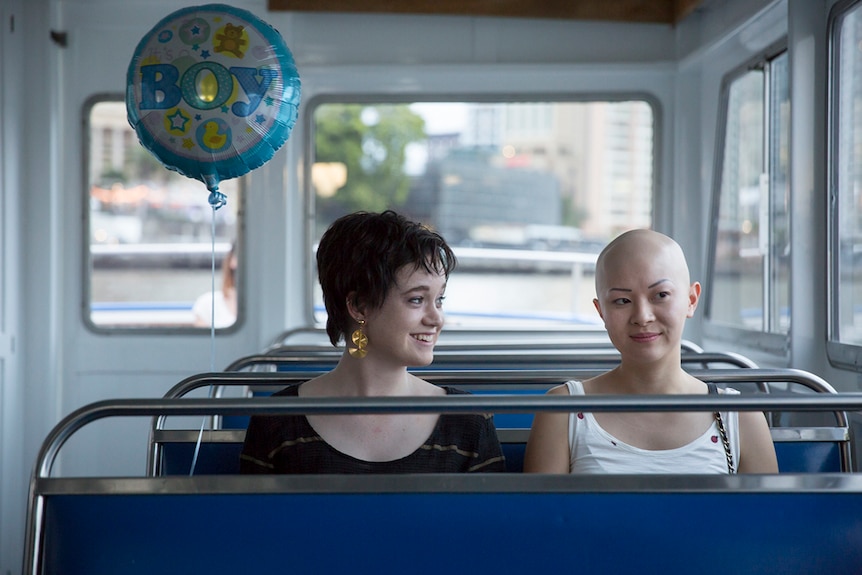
[595,229,691,295]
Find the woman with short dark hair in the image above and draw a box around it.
[241,210,505,473]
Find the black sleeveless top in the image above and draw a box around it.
[239,385,506,474]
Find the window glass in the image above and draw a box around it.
[834,4,862,345]
[86,100,242,329]
[711,70,765,330]
[708,51,789,334]
[311,100,654,328]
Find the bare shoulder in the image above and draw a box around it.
[580,372,614,394]
[412,375,447,396]
[737,409,770,431]
[546,382,571,396]
[686,373,710,392]
[297,373,330,396]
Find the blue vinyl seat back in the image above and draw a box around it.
[39,489,862,575]
[166,384,848,475]
[158,433,844,476]
[161,442,243,475]
[221,386,541,430]
[774,441,841,473]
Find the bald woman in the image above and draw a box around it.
[524,229,778,474]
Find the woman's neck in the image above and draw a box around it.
[316,359,414,397]
[608,360,694,394]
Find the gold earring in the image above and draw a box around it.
[349,319,368,358]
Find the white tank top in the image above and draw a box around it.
[565,380,741,474]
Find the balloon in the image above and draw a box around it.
[126,4,300,208]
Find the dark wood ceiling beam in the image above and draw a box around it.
[673,0,703,23]
[268,0,700,24]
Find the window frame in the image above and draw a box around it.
[302,91,662,330]
[703,41,790,355]
[81,93,246,335]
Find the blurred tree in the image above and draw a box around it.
[314,104,426,224]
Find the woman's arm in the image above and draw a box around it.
[523,384,572,474]
[737,410,779,473]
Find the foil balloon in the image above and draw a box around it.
[126,4,300,208]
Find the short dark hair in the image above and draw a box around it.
[317,210,457,346]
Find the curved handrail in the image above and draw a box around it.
[267,326,623,349]
[149,368,847,476]
[167,366,781,403]
[223,350,757,372]
[156,367,835,438]
[685,350,758,368]
[153,369,601,451]
[265,326,703,353]
[163,369,596,400]
[42,372,857,479]
[259,342,706,357]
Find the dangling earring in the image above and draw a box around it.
[349,319,368,358]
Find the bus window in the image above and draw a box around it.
[707,50,790,338]
[84,99,244,331]
[309,99,655,329]
[831,2,862,351]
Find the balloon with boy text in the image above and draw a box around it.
[126,4,300,208]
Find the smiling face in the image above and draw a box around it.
[362,263,447,368]
[593,230,700,365]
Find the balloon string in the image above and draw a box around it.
[209,211,217,370]
[188,388,214,476]
[190,202,221,476]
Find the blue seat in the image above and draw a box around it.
[160,441,244,475]
[153,427,846,476]
[774,440,842,473]
[30,475,862,575]
[152,368,853,476]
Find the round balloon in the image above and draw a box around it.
[126,3,300,207]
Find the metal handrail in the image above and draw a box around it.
[223,350,757,372]
[267,326,619,349]
[165,365,780,403]
[267,326,705,352]
[149,367,849,478]
[42,374,855,479]
[162,369,595,399]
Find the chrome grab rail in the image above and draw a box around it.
[40,369,854,480]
